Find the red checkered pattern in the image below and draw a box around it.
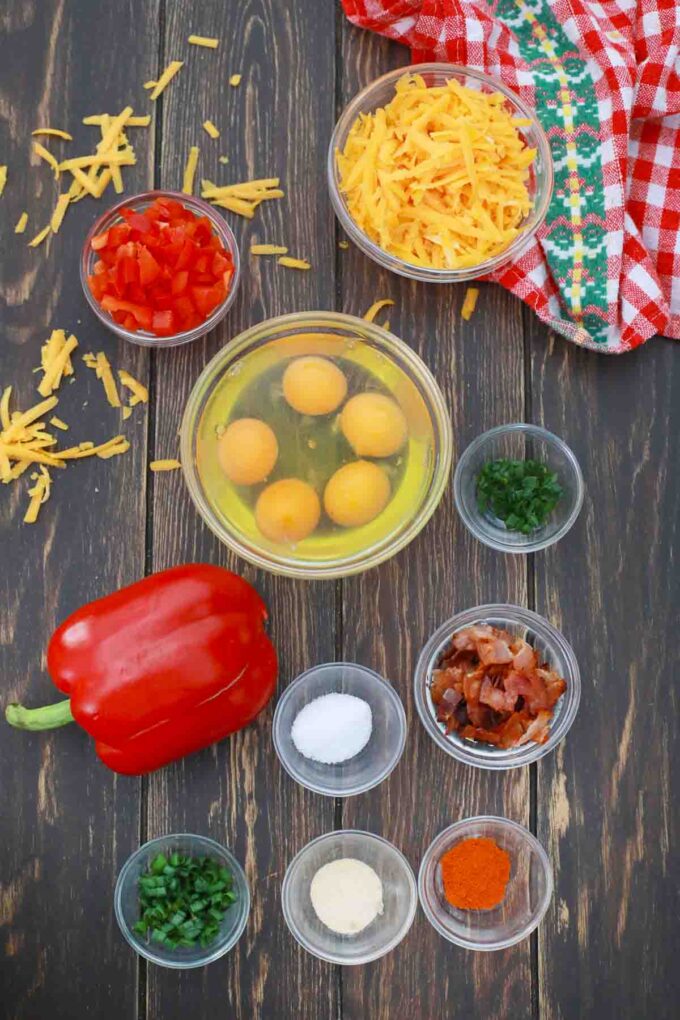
[342,0,680,352]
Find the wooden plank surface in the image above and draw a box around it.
[145,3,339,1019]
[0,2,158,1018]
[530,324,680,1020]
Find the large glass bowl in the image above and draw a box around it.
[281,830,417,965]
[80,190,241,348]
[114,834,250,969]
[418,816,553,950]
[272,662,407,797]
[453,423,584,553]
[414,604,580,769]
[180,311,453,579]
[328,64,553,283]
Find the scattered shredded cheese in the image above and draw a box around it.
[202,120,220,139]
[336,74,536,270]
[201,177,284,219]
[278,256,311,270]
[0,166,7,196]
[50,194,71,233]
[83,114,150,127]
[182,145,200,195]
[188,35,219,49]
[143,80,157,90]
[461,287,480,321]
[250,244,288,256]
[229,74,242,87]
[49,416,69,431]
[57,435,129,460]
[83,352,121,408]
[28,225,51,248]
[363,299,394,324]
[118,370,149,407]
[150,459,181,472]
[33,141,60,178]
[14,212,28,234]
[122,406,132,421]
[218,155,230,165]
[338,240,349,250]
[38,331,78,396]
[32,128,73,141]
[23,467,52,524]
[149,61,184,101]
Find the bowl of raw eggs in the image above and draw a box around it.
[180,311,453,578]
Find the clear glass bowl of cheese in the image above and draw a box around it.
[328,64,553,283]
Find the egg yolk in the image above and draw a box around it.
[255,478,321,543]
[324,460,391,528]
[340,393,408,458]
[282,356,348,416]
[217,418,279,486]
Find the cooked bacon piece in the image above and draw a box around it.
[429,624,567,750]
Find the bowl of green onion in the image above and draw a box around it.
[114,833,250,968]
[453,423,584,554]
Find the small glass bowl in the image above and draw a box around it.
[453,423,584,553]
[114,833,250,969]
[180,311,453,579]
[282,830,417,965]
[418,816,553,950]
[273,663,407,797]
[328,64,553,283]
[80,190,241,348]
[414,604,580,770]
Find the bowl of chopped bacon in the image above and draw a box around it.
[414,605,580,769]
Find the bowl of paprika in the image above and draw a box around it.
[418,816,553,950]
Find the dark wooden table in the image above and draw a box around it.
[1,3,678,1018]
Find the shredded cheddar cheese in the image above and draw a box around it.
[83,114,150,127]
[14,212,28,234]
[33,141,60,178]
[218,155,229,165]
[32,128,73,141]
[250,244,288,255]
[336,74,536,270]
[188,35,219,49]
[150,459,181,472]
[229,74,242,87]
[149,61,184,101]
[461,287,480,320]
[28,225,51,248]
[38,331,78,396]
[338,240,349,250]
[201,177,284,219]
[202,120,220,139]
[278,256,311,270]
[363,299,394,324]
[83,352,121,408]
[23,467,52,524]
[49,416,69,431]
[182,145,200,195]
[143,80,157,90]
[118,370,148,407]
[50,194,71,233]
[0,166,7,196]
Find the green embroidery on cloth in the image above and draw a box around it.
[497,0,610,343]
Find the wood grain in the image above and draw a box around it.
[0,1,158,1018]
[337,24,534,1020]
[145,2,339,1019]
[530,324,680,1020]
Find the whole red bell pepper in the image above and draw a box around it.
[5,564,277,775]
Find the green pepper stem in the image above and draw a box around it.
[5,699,74,730]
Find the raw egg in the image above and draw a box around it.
[255,478,321,543]
[283,357,348,416]
[217,418,278,485]
[324,460,391,528]
[340,393,407,458]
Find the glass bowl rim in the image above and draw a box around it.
[113,832,250,968]
[452,422,585,553]
[281,828,418,965]
[80,188,241,348]
[417,815,554,950]
[413,603,581,770]
[272,661,408,797]
[328,62,554,283]
[179,309,454,579]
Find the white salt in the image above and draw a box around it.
[291,692,372,764]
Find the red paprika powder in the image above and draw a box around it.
[440,836,511,910]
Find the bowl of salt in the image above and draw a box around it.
[272,663,407,797]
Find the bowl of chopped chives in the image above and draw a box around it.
[453,423,584,553]
[114,834,250,968]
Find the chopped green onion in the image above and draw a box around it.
[476,458,562,535]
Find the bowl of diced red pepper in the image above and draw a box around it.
[81,191,240,347]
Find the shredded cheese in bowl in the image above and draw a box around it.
[329,64,552,283]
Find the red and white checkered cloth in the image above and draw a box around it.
[341,0,680,352]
